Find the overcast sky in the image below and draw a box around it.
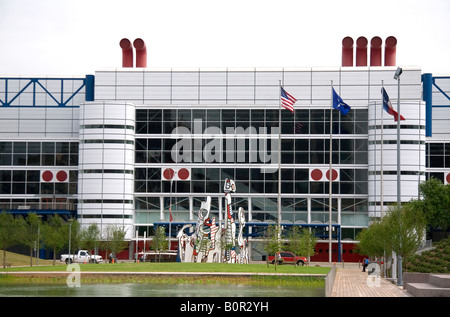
[1,0,449,77]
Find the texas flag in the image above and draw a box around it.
[381,87,405,121]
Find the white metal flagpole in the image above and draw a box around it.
[329,81,333,263]
[278,80,282,241]
[381,81,384,219]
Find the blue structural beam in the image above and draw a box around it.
[0,75,94,107]
[5,209,76,216]
[85,75,95,101]
[422,73,433,137]
[422,74,450,138]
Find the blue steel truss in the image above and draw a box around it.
[0,75,94,107]
[422,74,450,137]
[432,76,450,106]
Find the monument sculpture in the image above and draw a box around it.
[176,178,248,263]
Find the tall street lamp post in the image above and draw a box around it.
[394,67,403,286]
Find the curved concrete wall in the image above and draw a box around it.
[78,101,135,239]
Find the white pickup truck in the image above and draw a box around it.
[60,250,103,264]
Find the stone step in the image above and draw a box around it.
[406,282,450,297]
[429,274,450,288]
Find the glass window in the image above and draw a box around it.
[251,109,264,122]
[13,142,26,153]
[0,154,12,165]
[42,142,55,153]
[236,110,249,122]
[13,154,26,165]
[56,142,70,153]
[12,182,25,194]
[0,142,12,152]
[27,142,40,153]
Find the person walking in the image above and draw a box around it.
[362,257,369,272]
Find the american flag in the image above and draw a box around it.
[280,86,297,113]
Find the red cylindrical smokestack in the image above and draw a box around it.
[384,36,397,66]
[370,36,382,66]
[356,36,368,66]
[342,36,354,67]
[133,38,147,68]
[120,38,133,68]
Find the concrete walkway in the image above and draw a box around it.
[330,264,411,297]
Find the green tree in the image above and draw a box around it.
[357,203,426,276]
[102,224,128,262]
[80,223,101,261]
[42,214,69,265]
[287,227,317,264]
[16,213,42,267]
[0,211,20,268]
[151,226,169,262]
[356,218,392,259]
[384,204,426,263]
[263,225,282,270]
[411,178,450,236]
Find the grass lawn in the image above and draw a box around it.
[1,261,330,275]
[0,252,329,287]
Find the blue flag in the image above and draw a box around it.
[332,88,351,115]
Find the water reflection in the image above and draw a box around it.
[0,283,324,297]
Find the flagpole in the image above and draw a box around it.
[169,176,173,250]
[381,82,387,276]
[329,81,333,263]
[278,80,282,241]
[380,81,384,219]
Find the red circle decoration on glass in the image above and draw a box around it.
[42,170,53,182]
[311,169,323,181]
[178,168,190,180]
[326,169,338,181]
[163,168,175,180]
[446,173,450,184]
[56,170,68,182]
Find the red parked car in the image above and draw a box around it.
[268,251,308,266]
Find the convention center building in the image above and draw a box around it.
[1,36,449,261]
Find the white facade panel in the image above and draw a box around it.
[19,107,46,119]
[340,85,369,102]
[143,86,171,100]
[311,70,340,86]
[116,71,144,86]
[227,71,254,85]
[227,86,254,100]
[255,71,283,85]
[116,86,143,101]
[172,86,198,100]
[94,71,116,86]
[255,86,278,100]
[199,71,227,85]
[341,69,369,85]
[18,119,46,133]
[369,68,399,86]
[433,93,450,106]
[283,70,312,85]
[199,86,227,100]
[0,108,19,119]
[95,86,116,100]
[45,120,74,133]
[172,72,199,85]
[311,85,332,102]
[143,71,172,85]
[102,180,133,194]
[0,119,18,133]
[46,108,77,120]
